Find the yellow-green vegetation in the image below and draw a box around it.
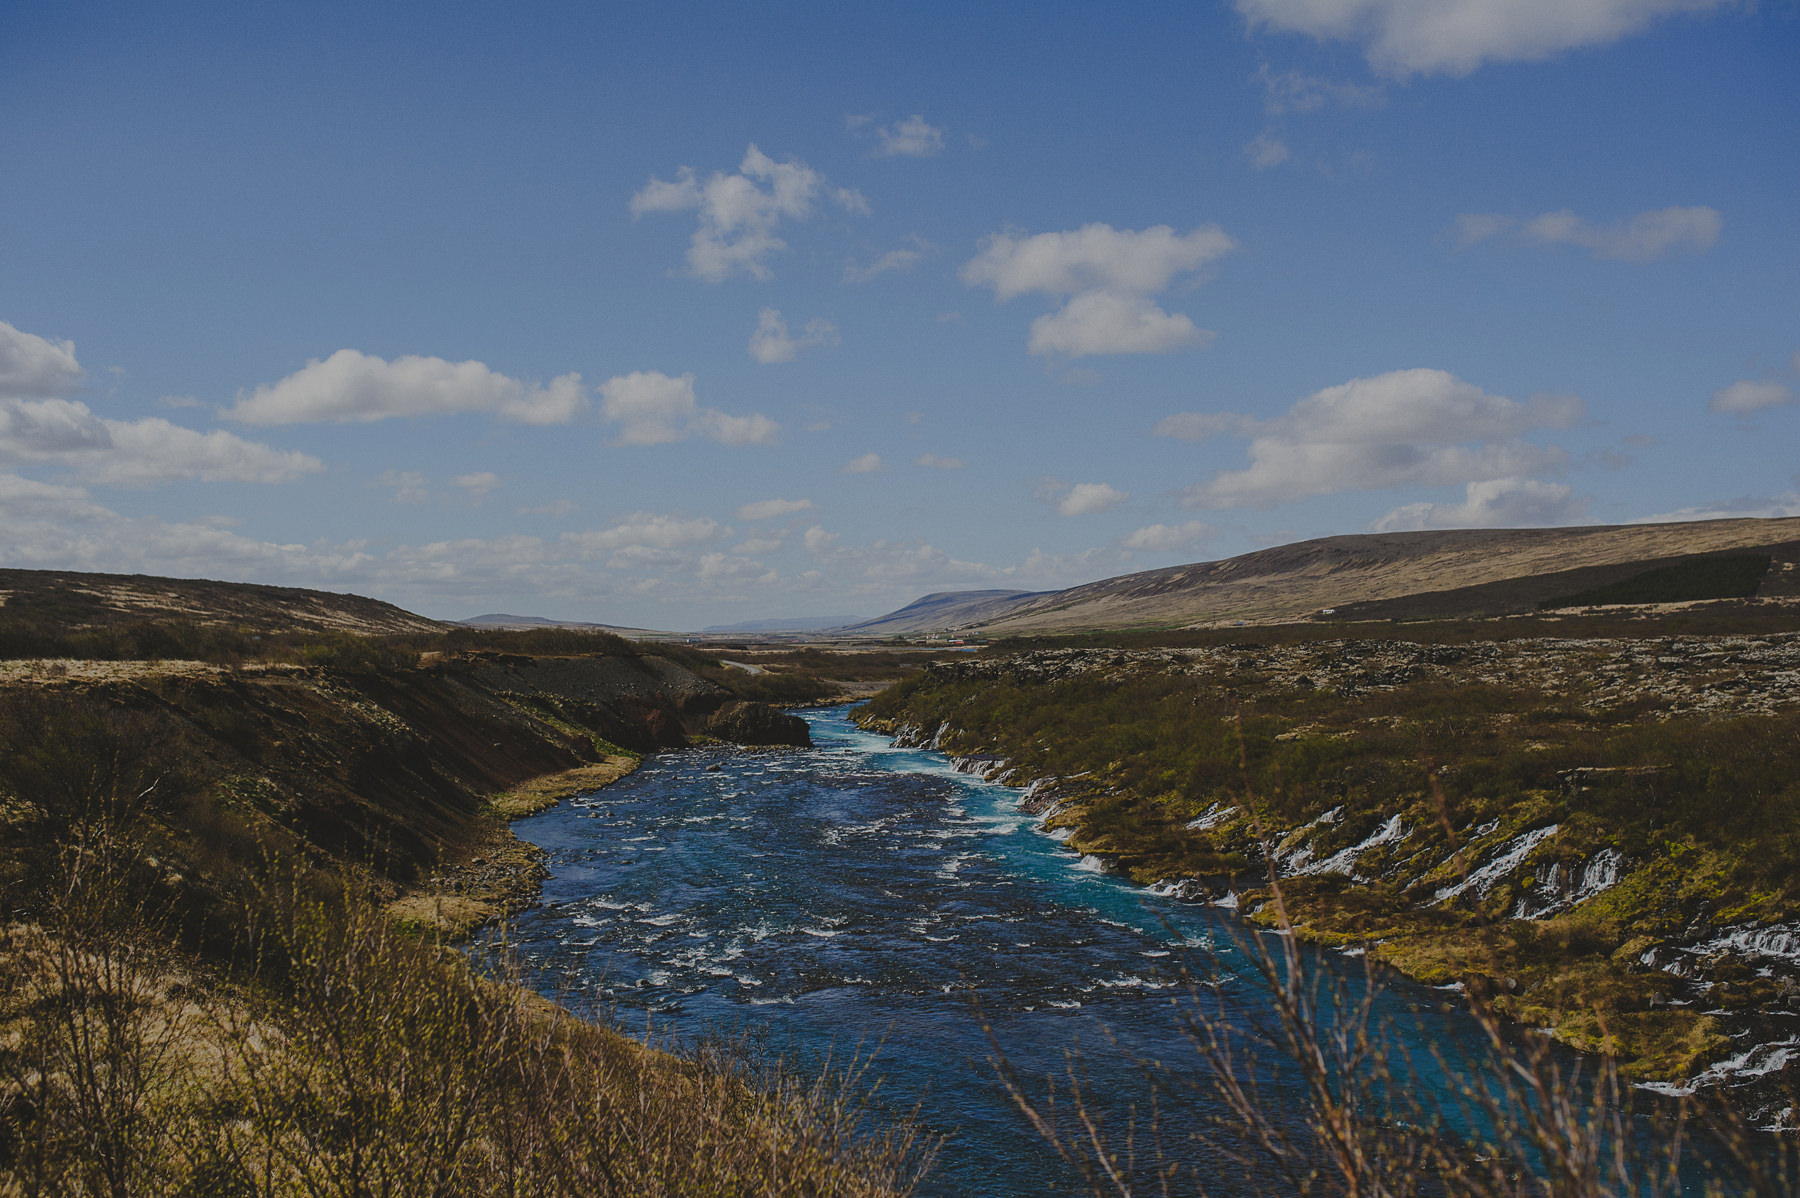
[0,865,930,1196]
[0,648,928,1195]
[483,756,641,820]
[855,635,1800,1082]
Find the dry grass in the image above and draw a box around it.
[0,858,935,1197]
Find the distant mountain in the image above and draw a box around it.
[458,613,669,636]
[701,615,868,633]
[0,568,447,635]
[846,518,1800,636]
[837,590,1049,636]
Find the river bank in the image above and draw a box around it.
[851,635,1800,1115]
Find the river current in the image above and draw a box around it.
[498,705,1736,1195]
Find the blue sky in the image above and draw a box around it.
[1,0,1795,628]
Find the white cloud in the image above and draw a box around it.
[1452,212,1518,247]
[597,371,778,447]
[1709,379,1794,415]
[735,497,815,521]
[1237,0,1735,77]
[747,308,841,365]
[841,452,885,473]
[1256,64,1384,114]
[732,536,786,555]
[1054,482,1129,517]
[961,223,1234,358]
[1152,411,1247,441]
[0,321,84,398]
[228,349,584,425]
[844,236,931,283]
[1122,521,1215,552]
[1454,206,1721,261]
[1633,491,1800,524]
[0,397,321,486]
[1028,291,1215,357]
[1245,131,1292,169]
[915,454,965,470]
[564,511,727,557]
[1372,477,1588,531]
[374,470,428,504]
[453,471,501,498]
[876,114,946,158]
[1166,367,1582,508]
[629,144,867,282]
[0,324,318,487]
[799,523,993,587]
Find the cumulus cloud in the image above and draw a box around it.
[1372,477,1588,531]
[1633,490,1800,524]
[228,349,584,425]
[844,236,931,283]
[0,321,84,399]
[630,144,867,282]
[564,512,728,558]
[597,371,778,447]
[1028,291,1217,357]
[841,452,885,473]
[799,523,992,587]
[1236,0,1735,77]
[453,471,501,498]
[1044,481,1129,517]
[1256,64,1384,114]
[1454,206,1722,261]
[875,114,946,158]
[1709,379,1794,415]
[961,223,1234,357]
[0,397,322,486]
[732,535,786,555]
[1163,367,1582,509]
[915,454,965,470]
[747,308,841,365]
[1122,521,1215,552]
[1245,131,1292,169]
[375,469,428,504]
[735,497,815,521]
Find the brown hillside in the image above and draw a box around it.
[877,517,1800,635]
[0,568,446,635]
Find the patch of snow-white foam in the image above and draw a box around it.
[1073,854,1110,873]
[1434,824,1560,904]
[1212,890,1240,910]
[1046,826,1073,841]
[1301,814,1405,878]
[1186,802,1233,831]
[1514,847,1627,919]
[1638,1037,1800,1098]
[1690,921,1800,966]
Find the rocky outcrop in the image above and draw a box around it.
[703,700,812,747]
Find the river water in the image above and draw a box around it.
[497,705,1741,1195]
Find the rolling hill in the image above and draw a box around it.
[843,517,1800,636]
